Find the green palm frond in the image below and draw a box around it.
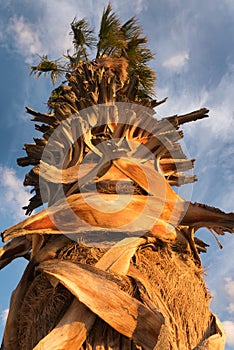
[30,4,156,97]
[121,18,149,62]
[120,17,156,97]
[121,17,144,45]
[70,18,96,61]
[30,55,67,84]
[96,3,126,59]
[129,46,155,76]
[48,85,65,103]
[132,64,156,99]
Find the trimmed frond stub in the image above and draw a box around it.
[11,63,234,253]
[18,100,207,214]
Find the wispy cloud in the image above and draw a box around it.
[224,278,234,313]
[1,309,9,325]
[6,16,42,64]
[224,0,234,11]
[37,0,149,57]
[0,166,30,221]
[222,320,234,345]
[132,0,149,14]
[0,0,150,64]
[162,52,189,71]
[157,63,234,156]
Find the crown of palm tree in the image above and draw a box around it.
[30,3,155,99]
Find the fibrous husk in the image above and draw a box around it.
[6,238,221,350]
[130,244,211,349]
[17,272,74,350]
[32,237,146,350]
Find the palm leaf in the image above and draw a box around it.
[96,3,126,59]
[70,17,96,61]
[130,63,156,98]
[120,18,156,97]
[30,55,66,84]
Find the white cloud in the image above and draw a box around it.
[0,166,30,221]
[222,320,234,345]
[157,85,208,118]
[133,0,149,14]
[227,303,234,313]
[157,64,234,150]
[38,0,81,57]
[224,278,234,313]
[37,0,149,57]
[1,0,151,63]
[200,67,234,143]
[1,309,9,325]
[225,277,234,297]
[162,51,189,71]
[224,0,234,11]
[6,16,42,63]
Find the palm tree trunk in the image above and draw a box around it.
[1,58,229,350]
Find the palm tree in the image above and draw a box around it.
[0,4,232,349]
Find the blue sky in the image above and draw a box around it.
[0,0,234,347]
